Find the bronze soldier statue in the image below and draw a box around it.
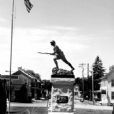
[50,40,75,71]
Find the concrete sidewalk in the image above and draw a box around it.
[74,104,113,110]
[48,112,74,114]
[7,102,113,114]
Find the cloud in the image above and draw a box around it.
[0,17,9,27]
[11,26,89,54]
[0,26,89,78]
[0,27,10,47]
[43,26,78,31]
[0,17,7,23]
[0,26,90,58]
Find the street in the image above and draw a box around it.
[6,100,113,114]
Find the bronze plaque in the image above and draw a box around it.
[57,96,68,103]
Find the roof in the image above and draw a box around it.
[101,68,114,81]
[100,75,108,80]
[12,68,41,82]
[12,69,35,80]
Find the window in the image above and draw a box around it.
[111,92,114,99]
[111,80,114,87]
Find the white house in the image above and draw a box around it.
[100,65,114,105]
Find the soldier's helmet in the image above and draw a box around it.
[50,40,56,45]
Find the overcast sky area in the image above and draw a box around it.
[0,0,114,79]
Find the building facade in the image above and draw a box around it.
[100,66,114,105]
[0,67,41,102]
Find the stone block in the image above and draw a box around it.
[51,75,75,112]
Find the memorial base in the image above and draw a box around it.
[49,112,74,114]
[51,75,75,112]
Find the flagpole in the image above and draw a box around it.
[9,0,15,113]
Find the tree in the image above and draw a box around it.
[75,77,92,100]
[75,77,82,92]
[41,80,52,99]
[26,70,41,81]
[92,56,105,91]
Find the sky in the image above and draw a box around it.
[0,0,114,80]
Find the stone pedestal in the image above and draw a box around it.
[51,75,75,112]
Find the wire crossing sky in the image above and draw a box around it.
[0,0,114,79]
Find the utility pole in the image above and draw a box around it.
[79,63,86,101]
[89,69,94,105]
[87,63,89,78]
